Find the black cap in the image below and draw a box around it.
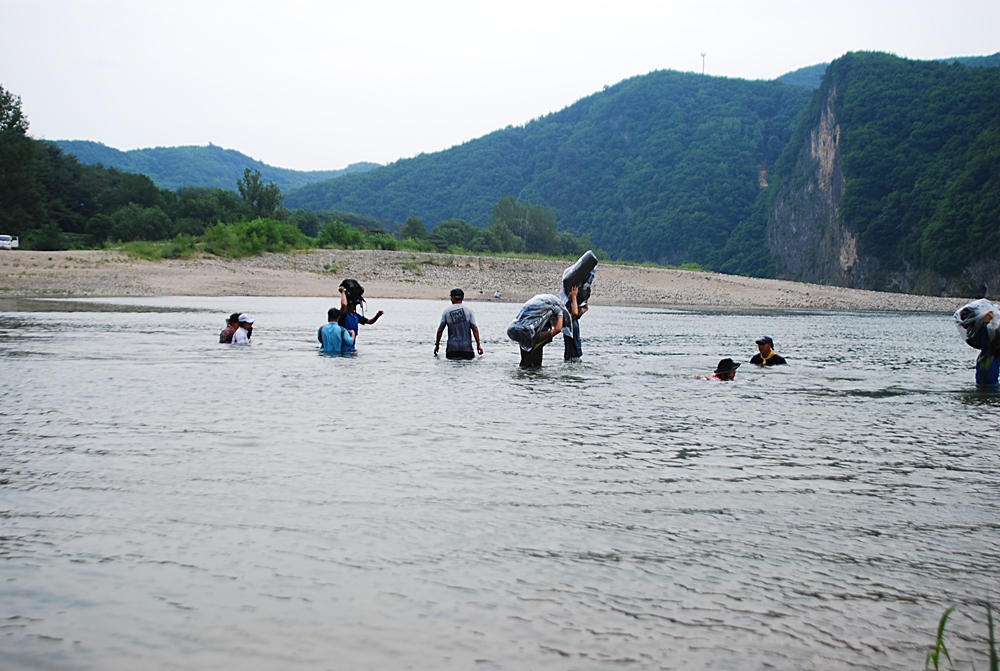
[450,288,464,300]
[755,336,774,346]
[714,358,741,375]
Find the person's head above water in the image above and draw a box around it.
[714,358,740,381]
[450,288,464,304]
[755,336,774,357]
[228,313,240,326]
[327,307,341,322]
[238,313,255,328]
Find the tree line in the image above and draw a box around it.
[0,84,598,259]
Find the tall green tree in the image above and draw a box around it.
[399,216,428,240]
[237,168,282,219]
[489,197,560,255]
[0,85,43,236]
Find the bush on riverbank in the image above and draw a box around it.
[120,234,198,261]
[202,219,310,258]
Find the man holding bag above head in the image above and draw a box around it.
[338,279,383,351]
[560,251,597,361]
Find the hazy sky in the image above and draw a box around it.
[2,0,997,171]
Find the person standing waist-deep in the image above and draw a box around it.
[434,288,483,360]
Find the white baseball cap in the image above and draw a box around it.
[238,313,255,324]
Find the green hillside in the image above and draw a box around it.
[776,63,829,89]
[54,140,379,192]
[286,71,812,267]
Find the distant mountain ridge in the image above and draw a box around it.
[776,51,1000,89]
[53,141,380,192]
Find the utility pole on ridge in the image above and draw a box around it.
[701,52,706,75]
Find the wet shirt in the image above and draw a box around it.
[219,325,236,344]
[231,327,250,345]
[318,322,355,353]
[339,312,370,351]
[439,304,477,354]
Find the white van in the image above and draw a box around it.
[0,235,19,250]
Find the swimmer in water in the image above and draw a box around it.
[698,358,739,381]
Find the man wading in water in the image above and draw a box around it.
[749,336,786,366]
[434,288,483,360]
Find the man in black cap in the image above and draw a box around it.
[434,288,483,360]
[750,336,786,366]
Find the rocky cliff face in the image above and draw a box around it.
[766,85,999,297]
[767,85,872,288]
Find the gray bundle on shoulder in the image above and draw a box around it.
[507,294,572,352]
[954,298,1000,349]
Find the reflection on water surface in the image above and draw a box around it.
[1,297,998,670]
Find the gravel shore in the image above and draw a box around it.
[0,249,967,312]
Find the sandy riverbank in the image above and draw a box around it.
[0,249,968,312]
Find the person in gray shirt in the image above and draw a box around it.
[434,288,484,360]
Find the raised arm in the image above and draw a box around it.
[568,285,581,319]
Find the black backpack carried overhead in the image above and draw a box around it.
[340,278,365,307]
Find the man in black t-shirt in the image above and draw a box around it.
[750,336,787,366]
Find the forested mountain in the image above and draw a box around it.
[767,52,1000,295]
[775,52,1000,90]
[54,140,379,192]
[287,71,812,268]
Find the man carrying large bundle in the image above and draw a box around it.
[507,294,570,368]
[955,299,1000,386]
[560,251,598,361]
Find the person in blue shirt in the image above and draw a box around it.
[338,285,383,351]
[975,311,999,386]
[318,307,355,354]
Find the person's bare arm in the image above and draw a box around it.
[568,286,580,319]
[539,313,564,345]
[339,286,347,312]
[366,310,385,324]
[472,326,483,355]
[434,325,445,356]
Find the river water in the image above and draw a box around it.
[1,297,998,670]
